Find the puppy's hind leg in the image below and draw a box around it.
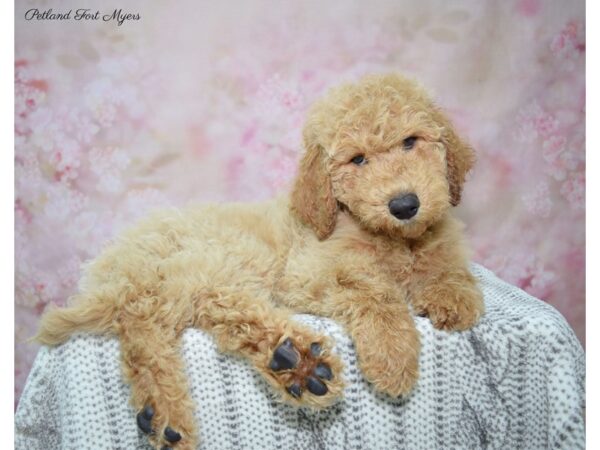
[193,290,345,409]
[118,316,198,450]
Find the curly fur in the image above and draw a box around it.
[35,73,484,450]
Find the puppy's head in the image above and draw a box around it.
[291,73,475,240]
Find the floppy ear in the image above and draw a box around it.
[290,129,337,240]
[434,110,476,206]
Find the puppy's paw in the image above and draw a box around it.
[264,333,344,408]
[135,402,196,450]
[415,281,484,331]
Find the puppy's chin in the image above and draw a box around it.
[341,202,446,240]
[393,220,430,239]
[375,217,429,240]
[364,208,449,240]
[353,214,429,240]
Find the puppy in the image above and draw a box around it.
[36,73,484,450]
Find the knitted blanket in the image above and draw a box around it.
[15,264,585,450]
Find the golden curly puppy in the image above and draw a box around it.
[36,73,484,450]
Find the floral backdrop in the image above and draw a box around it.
[15,0,585,405]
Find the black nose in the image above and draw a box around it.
[389,194,420,220]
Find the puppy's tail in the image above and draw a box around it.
[33,296,117,346]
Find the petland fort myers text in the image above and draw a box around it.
[24,8,140,26]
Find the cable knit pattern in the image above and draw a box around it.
[15,264,585,450]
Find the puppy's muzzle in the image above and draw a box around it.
[389,194,420,220]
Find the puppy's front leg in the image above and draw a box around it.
[315,273,421,398]
[342,298,421,397]
[409,269,484,331]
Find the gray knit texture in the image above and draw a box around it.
[15,264,585,449]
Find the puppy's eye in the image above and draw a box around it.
[402,136,418,150]
[350,154,367,166]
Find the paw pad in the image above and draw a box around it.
[310,342,322,357]
[269,338,298,371]
[306,375,328,396]
[286,383,303,398]
[164,426,182,443]
[314,363,333,380]
[269,338,335,399]
[136,405,155,434]
[136,405,182,447]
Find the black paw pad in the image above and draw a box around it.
[136,406,155,434]
[310,342,322,357]
[164,427,182,443]
[142,405,154,419]
[306,375,328,396]
[287,383,303,398]
[313,363,333,380]
[269,338,299,371]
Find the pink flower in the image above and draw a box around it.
[542,135,583,181]
[551,20,585,55]
[515,103,558,142]
[550,20,585,72]
[89,147,131,194]
[560,172,585,210]
[542,135,566,164]
[522,181,553,217]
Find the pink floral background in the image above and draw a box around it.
[15,0,585,405]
